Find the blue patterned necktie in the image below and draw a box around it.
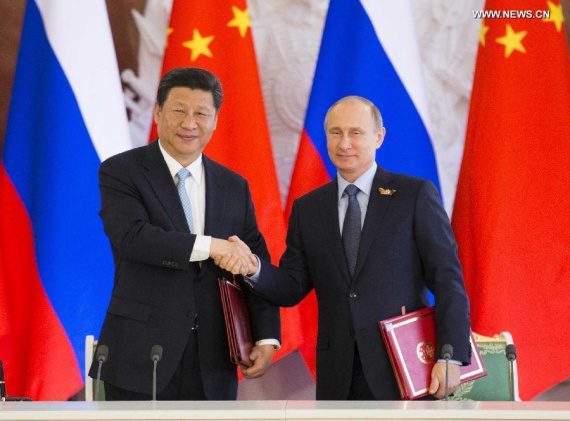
[176,168,195,233]
[342,184,361,277]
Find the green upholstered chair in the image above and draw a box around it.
[450,332,520,401]
[85,335,106,401]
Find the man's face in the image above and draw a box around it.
[326,101,384,182]
[154,87,218,167]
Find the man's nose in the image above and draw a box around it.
[338,134,352,149]
[181,114,197,129]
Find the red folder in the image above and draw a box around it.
[379,307,487,400]
[218,277,253,367]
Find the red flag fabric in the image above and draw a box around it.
[155,0,300,359]
[452,0,570,400]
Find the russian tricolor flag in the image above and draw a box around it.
[288,0,441,377]
[0,0,131,400]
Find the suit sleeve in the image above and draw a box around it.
[239,181,281,343]
[99,156,196,271]
[414,180,471,364]
[251,199,314,308]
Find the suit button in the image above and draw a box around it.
[162,260,169,266]
[349,293,357,298]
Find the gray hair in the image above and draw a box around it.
[324,96,383,132]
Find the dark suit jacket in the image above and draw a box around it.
[88,140,280,399]
[253,166,470,400]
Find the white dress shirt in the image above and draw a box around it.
[158,141,211,262]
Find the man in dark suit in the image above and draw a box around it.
[216,96,471,400]
[89,67,280,400]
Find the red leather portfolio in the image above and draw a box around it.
[379,307,487,400]
[218,277,253,367]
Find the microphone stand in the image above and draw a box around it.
[95,360,104,401]
[444,360,449,401]
[0,360,6,402]
[150,345,163,401]
[152,358,158,401]
[506,344,517,401]
[94,345,109,401]
[441,344,453,401]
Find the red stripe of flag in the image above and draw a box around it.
[0,165,82,400]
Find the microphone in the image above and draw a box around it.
[506,344,516,362]
[441,344,453,401]
[441,344,453,360]
[505,344,517,400]
[94,345,109,401]
[0,360,6,401]
[150,345,163,401]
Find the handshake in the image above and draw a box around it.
[210,235,258,276]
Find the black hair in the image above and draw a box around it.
[156,67,223,111]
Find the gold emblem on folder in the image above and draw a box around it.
[417,341,436,364]
[379,187,396,196]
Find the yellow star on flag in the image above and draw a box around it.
[480,22,490,46]
[496,24,527,58]
[166,27,173,47]
[542,1,564,32]
[227,6,250,38]
[182,29,214,62]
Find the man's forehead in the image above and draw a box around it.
[328,108,373,126]
[167,87,213,102]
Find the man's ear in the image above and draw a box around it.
[376,127,386,149]
[213,111,219,130]
[153,102,161,124]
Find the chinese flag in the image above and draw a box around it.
[452,0,570,400]
[156,1,300,359]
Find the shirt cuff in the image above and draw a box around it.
[244,255,261,286]
[255,339,280,350]
[190,235,211,262]
[437,359,462,365]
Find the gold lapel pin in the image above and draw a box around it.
[379,187,396,196]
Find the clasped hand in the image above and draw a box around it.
[210,235,258,276]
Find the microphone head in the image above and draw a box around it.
[151,345,163,362]
[441,344,454,360]
[505,344,517,361]
[96,345,109,363]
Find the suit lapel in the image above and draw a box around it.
[203,155,227,240]
[319,178,352,285]
[201,155,229,276]
[353,167,394,280]
[143,141,189,233]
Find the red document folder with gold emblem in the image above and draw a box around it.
[218,277,253,367]
[379,307,487,400]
